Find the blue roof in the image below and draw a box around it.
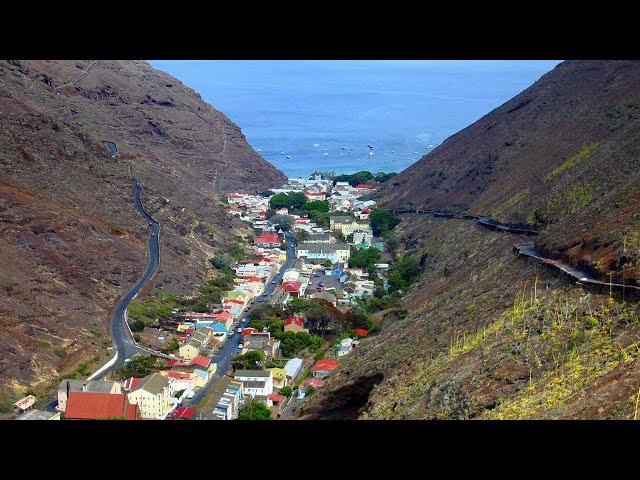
[210,323,227,333]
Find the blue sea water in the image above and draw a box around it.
[150,60,561,178]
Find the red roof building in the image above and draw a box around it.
[280,281,303,296]
[312,359,339,378]
[241,327,259,337]
[65,392,140,420]
[123,377,143,391]
[170,406,197,420]
[354,328,369,337]
[268,393,285,404]
[253,231,282,245]
[355,183,376,190]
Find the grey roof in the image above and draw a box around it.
[330,216,358,224]
[84,381,118,394]
[17,409,59,420]
[134,373,169,395]
[247,335,270,349]
[234,369,272,378]
[58,379,86,393]
[57,379,116,394]
[301,233,335,243]
[299,242,350,253]
[245,381,267,389]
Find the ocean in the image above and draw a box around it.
[150,60,561,178]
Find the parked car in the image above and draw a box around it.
[271,280,276,284]
[259,298,265,303]
[237,327,243,333]
[238,343,244,349]
[228,331,234,337]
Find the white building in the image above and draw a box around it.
[233,370,274,399]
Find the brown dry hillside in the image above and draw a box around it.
[292,60,640,420]
[0,60,285,394]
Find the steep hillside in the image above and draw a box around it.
[0,60,285,394]
[292,60,640,419]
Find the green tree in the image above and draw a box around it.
[279,386,292,397]
[348,247,381,269]
[387,255,422,292]
[369,210,401,236]
[295,230,311,242]
[209,255,229,270]
[237,397,272,420]
[232,350,266,370]
[270,214,294,232]
[374,171,397,183]
[302,200,330,213]
[269,193,291,209]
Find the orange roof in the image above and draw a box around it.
[65,392,139,420]
[312,359,339,372]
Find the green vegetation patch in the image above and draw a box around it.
[545,143,599,182]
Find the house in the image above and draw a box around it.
[336,337,354,357]
[284,315,305,333]
[160,370,196,393]
[298,377,325,398]
[312,359,339,378]
[301,233,335,244]
[268,368,288,388]
[243,332,281,359]
[279,281,304,298]
[241,327,260,338]
[282,269,300,283]
[329,216,369,236]
[253,231,283,247]
[296,242,351,264]
[13,395,36,413]
[122,377,144,392]
[127,373,173,420]
[233,370,274,399]
[179,338,202,360]
[169,406,197,420]
[64,392,140,420]
[355,208,372,220]
[284,358,303,382]
[17,409,61,420]
[268,393,285,405]
[353,230,373,246]
[199,378,244,420]
[57,379,122,412]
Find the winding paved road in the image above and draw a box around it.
[88,177,163,380]
[391,208,539,236]
[516,245,640,292]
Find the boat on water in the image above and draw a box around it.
[286,155,291,159]
[280,152,285,155]
[369,151,374,156]
[323,152,328,156]
[313,144,320,147]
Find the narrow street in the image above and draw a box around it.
[183,231,297,408]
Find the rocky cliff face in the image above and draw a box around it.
[293,60,640,420]
[0,60,285,394]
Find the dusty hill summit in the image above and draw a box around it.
[292,60,640,420]
[0,60,285,395]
